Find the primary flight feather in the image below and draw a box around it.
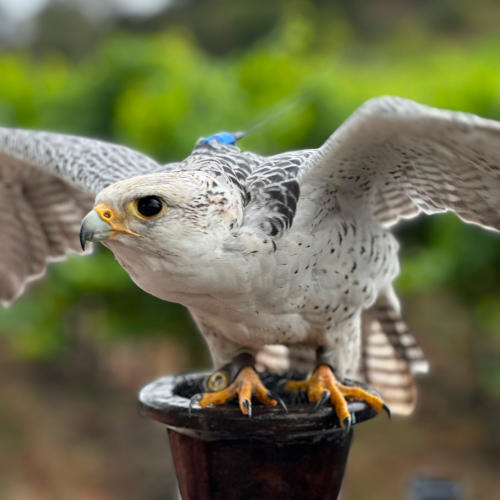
[2,96,499,421]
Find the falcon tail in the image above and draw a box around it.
[359,291,429,415]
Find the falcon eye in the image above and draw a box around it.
[136,196,164,217]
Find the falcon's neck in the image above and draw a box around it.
[104,234,260,305]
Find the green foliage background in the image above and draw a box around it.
[2,7,500,380]
[1,2,500,498]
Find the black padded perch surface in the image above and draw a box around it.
[140,372,380,500]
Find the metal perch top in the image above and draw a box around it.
[140,372,378,442]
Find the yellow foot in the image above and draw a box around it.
[285,365,390,429]
[191,366,286,417]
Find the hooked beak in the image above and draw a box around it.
[80,203,140,250]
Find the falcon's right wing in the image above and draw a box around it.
[0,127,175,306]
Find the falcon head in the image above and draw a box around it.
[79,171,243,259]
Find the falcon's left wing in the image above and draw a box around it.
[298,96,500,230]
[0,128,176,306]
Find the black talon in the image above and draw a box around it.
[343,416,352,434]
[268,391,288,413]
[311,390,331,413]
[189,393,203,416]
[382,403,391,420]
[242,399,252,418]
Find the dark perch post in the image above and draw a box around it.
[139,374,379,500]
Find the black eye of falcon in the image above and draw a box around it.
[137,196,163,217]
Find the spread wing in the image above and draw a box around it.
[0,127,173,306]
[299,96,500,230]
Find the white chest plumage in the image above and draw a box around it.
[110,204,399,376]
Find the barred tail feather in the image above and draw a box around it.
[360,289,428,415]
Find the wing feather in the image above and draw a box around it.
[299,96,500,230]
[244,150,315,238]
[0,128,171,306]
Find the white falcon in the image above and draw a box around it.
[2,96,500,426]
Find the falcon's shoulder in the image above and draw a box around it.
[242,150,316,238]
